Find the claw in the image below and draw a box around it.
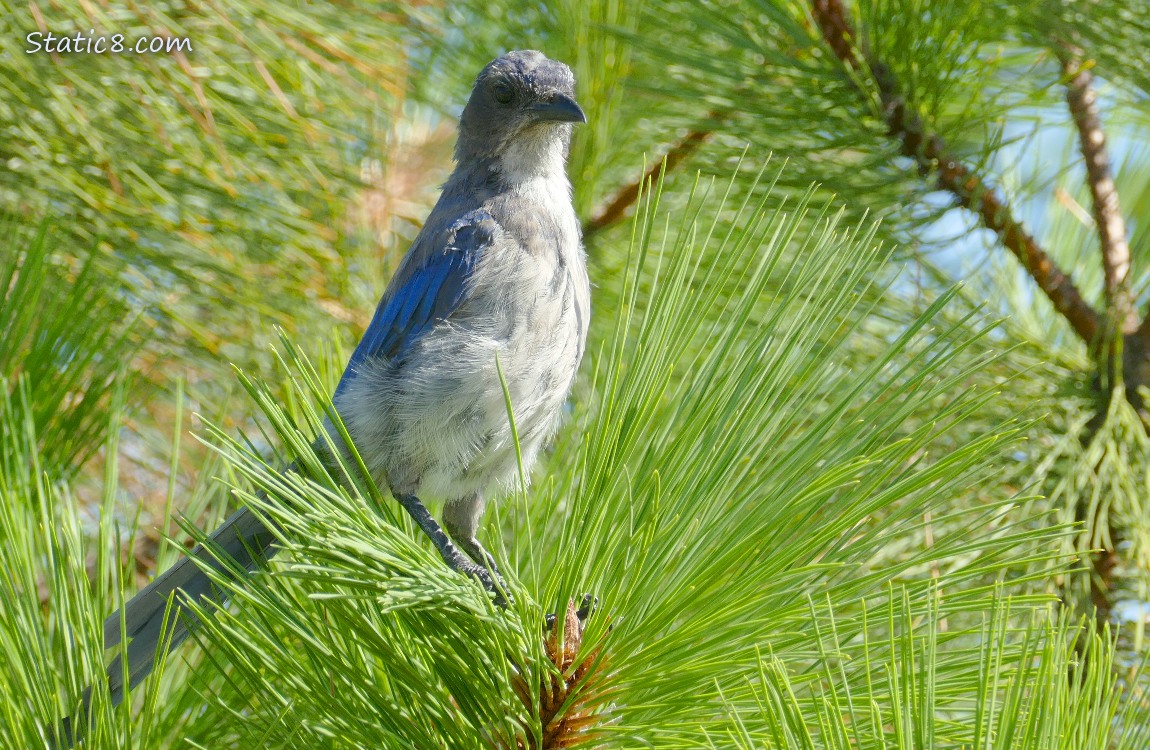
[575,593,597,622]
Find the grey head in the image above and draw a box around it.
[455,50,586,177]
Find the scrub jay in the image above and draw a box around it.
[73,49,589,731]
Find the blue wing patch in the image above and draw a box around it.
[334,209,497,399]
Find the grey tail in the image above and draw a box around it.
[59,505,278,747]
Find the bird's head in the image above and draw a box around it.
[456,50,586,181]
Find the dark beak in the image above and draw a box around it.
[530,92,587,124]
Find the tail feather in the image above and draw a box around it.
[103,506,278,704]
[60,506,277,746]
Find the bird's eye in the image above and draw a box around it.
[491,82,514,105]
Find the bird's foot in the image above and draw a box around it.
[461,560,512,607]
[395,492,512,606]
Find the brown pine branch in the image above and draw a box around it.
[812,0,859,68]
[1058,47,1140,631]
[1060,48,1135,332]
[584,121,718,238]
[810,0,1103,346]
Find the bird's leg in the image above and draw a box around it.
[443,493,508,593]
[395,492,506,604]
[439,495,593,624]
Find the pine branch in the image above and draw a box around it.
[1060,48,1135,332]
[1056,48,1138,628]
[810,0,1104,346]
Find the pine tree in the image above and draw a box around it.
[2,1,1149,746]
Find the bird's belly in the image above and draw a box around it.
[336,271,585,502]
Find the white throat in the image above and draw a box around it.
[496,127,569,185]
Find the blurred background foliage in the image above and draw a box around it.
[3,0,1150,746]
